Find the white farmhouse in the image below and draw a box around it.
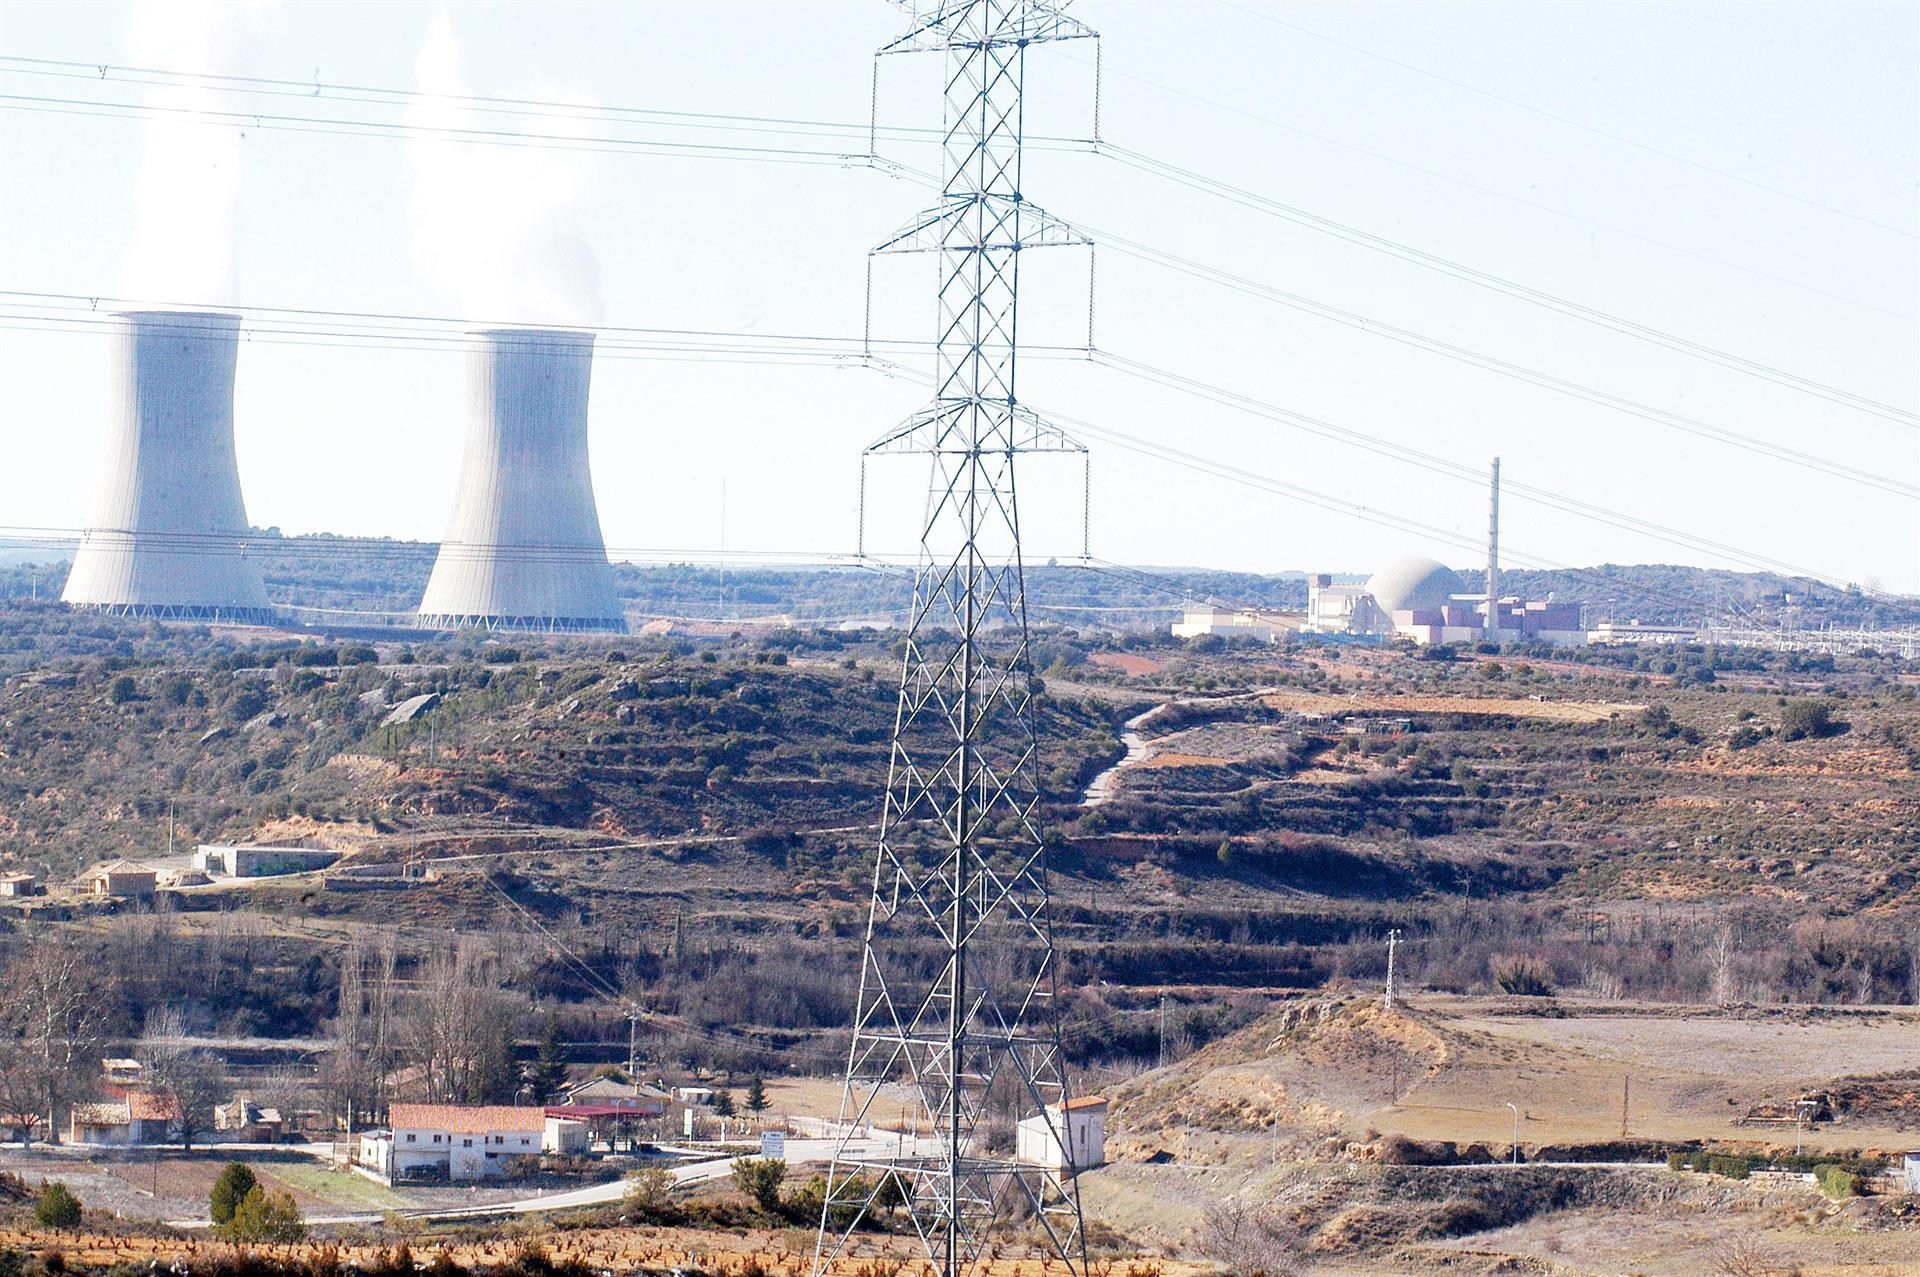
[1015,1096,1107,1175]
[364,1104,551,1183]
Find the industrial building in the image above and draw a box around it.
[416,329,626,633]
[192,843,341,878]
[1299,555,1585,646]
[61,311,274,624]
[1170,606,1301,642]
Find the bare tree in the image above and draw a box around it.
[138,1007,228,1152]
[405,939,518,1104]
[1709,924,1736,1006]
[2,938,111,1141]
[1711,1234,1790,1277]
[1193,1198,1303,1277]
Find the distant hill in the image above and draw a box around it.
[2,531,1912,629]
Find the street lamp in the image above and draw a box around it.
[1505,1102,1520,1166]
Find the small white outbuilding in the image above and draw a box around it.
[1016,1096,1107,1175]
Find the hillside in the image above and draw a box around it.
[1081,993,1920,1273]
[2,601,1919,1073]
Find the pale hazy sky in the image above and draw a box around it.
[1,1,1915,590]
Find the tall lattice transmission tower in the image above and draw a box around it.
[815,2,1097,1275]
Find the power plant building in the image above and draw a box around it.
[61,311,273,623]
[1301,555,1584,646]
[416,329,626,633]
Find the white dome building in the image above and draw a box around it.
[1364,556,1467,616]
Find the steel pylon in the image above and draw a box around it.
[814,4,1096,1276]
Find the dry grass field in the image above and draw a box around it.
[0,1226,1206,1277]
[1259,689,1642,723]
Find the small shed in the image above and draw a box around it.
[543,1116,589,1155]
[0,872,39,897]
[1016,1096,1107,1174]
[85,861,157,898]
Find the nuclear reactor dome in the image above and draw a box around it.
[1365,556,1465,615]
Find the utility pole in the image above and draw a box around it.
[1158,994,1168,1069]
[1384,929,1403,1011]
[165,797,175,858]
[1485,457,1501,640]
[815,4,1097,1275]
[1619,1073,1630,1140]
[1506,1102,1520,1166]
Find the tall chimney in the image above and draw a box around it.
[416,329,625,633]
[61,311,272,623]
[1486,455,1501,638]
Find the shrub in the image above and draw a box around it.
[225,1186,304,1242]
[107,675,138,704]
[1781,698,1841,741]
[210,1161,258,1225]
[1667,1152,1688,1172]
[622,1167,676,1221]
[730,1157,785,1213]
[34,1182,81,1229]
[1706,1154,1751,1180]
[1495,960,1554,997]
[1814,1164,1857,1198]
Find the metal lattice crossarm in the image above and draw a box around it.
[816,3,1098,1276]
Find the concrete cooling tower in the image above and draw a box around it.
[416,329,626,633]
[61,310,274,624]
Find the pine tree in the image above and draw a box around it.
[711,1089,736,1118]
[33,1182,82,1230]
[226,1187,304,1242]
[532,1017,568,1101]
[209,1162,257,1225]
[743,1075,769,1114]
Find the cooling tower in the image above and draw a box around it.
[61,310,274,624]
[416,329,625,633]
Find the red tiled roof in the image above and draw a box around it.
[388,1103,547,1134]
[126,1090,180,1121]
[70,1102,130,1126]
[1059,1095,1108,1111]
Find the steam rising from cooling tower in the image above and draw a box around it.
[62,311,273,622]
[416,330,625,633]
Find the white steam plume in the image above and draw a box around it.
[406,11,605,328]
[121,0,275,305]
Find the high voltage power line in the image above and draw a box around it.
[6,50,1908,327]
[5,87,1911,503]
[1094,145,1919,421]
[1,52,1910,427]
[1050,51,1915,321]
[1213,0,1919,241]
